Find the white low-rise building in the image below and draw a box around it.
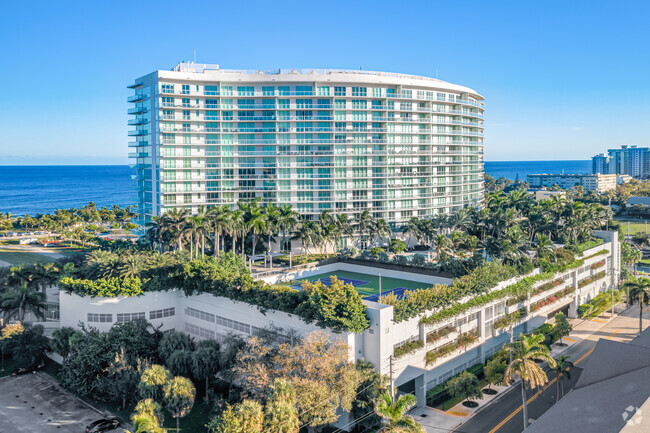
[58,231,620,408]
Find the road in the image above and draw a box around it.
[459,305,645,433]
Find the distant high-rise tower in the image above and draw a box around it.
[592,145,650,178]
[592,153,610,174]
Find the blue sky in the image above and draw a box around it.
[1,0,649,164]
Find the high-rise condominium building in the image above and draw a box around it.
[592,145,650,178]
[128,63,484,231]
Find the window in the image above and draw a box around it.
[262,86,275,96]
[181,84,190,95]
[150,307,175,319]
[204,85,218,95]
[215,315,251,334]
[237,86,254,96]
[317,86,330,96]
[161,83,174,93]
[352,87,367,97]
[116,312,145,322]
[296,85,313,95]
[186,307,215,323]
[88,313,112,323]
[334,86,346,96]
[185,322,215,340]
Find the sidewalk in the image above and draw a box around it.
[411,304,628,433]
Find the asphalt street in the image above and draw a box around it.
[459,305,644,433]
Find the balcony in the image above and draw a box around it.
[128,94,145,103]
[128,117,147,125]
[128,106,148,115]
[128,129,148,136]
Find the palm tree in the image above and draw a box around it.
[145,216,167,252]
[228,209,244,255]
[208,205,231,256]
[263,203,280,258]
[245,203,267,259]
[1,282,47,322]
[292,221,320,255]
[277,205,300,253]
[163,208,190,251]
[374,390,424,433]
[356,210,375,249]
[374,218,392,247]
[504,334,556,430]
[551,355,574,401]
[433,235,450,259]
[534,234,556,264]
[404,217,422,247]
[624,278,650,335]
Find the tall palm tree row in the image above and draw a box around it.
[142,189,611,261]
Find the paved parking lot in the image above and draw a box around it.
[0,372,127,433]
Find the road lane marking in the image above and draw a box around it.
[487,329,620,433]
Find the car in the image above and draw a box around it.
[11,362,45,376]
[85,418,120,433]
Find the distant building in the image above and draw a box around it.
[626,196,650,208]
[533,190,566,201]
[592,145,650,178]
[617,174,633,184]
[527,173,617,193]
[592,153,611,174]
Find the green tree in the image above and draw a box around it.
[4,323,51,367]
[139,365,172,402]
[208,400,264,433]
[158,331,194,366]
[0,282,46,322]
[351,361,388,432]
[551,355,574,401]
[299,277,370,333]
[484,359,507,392]
[389,239,406,254]
[553,312,572,345]
[447,371,482,404]
[504,334,556,430]
[104,348,146,409]
[131,398,166,433]
[624,277,650,335]
[163,376,196,433]
[50,326,78,361]
[191,339,221,403]
[374,390,424,433]
[264,379,300,433]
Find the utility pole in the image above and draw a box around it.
[389,355,395,399]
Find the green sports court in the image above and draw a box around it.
[287,269,434,300]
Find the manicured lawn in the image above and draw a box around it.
[614,218,650,235]
[0,245,85,265]
[287,269,432,297]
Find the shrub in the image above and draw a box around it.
[59,276,145,298]
[392,255,409,266]
[393,339,424,358]
[389,239,407,254]
[412,254,426,266]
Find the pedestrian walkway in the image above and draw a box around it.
[411,304,630,433]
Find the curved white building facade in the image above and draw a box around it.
[128,63,485,230]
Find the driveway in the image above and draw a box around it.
[0,372,127,433]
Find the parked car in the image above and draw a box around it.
[11,362,45,376]
[85,418,120,433]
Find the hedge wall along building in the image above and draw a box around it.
[58,231,620,408]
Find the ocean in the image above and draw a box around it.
[0,161,592,216]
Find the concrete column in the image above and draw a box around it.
[568,298,578,319]
[415,374,427,408]
[477,309,485,340]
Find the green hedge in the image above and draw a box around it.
[419,251,609,326]
[60,253,369,334]
[59,276,145,298]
